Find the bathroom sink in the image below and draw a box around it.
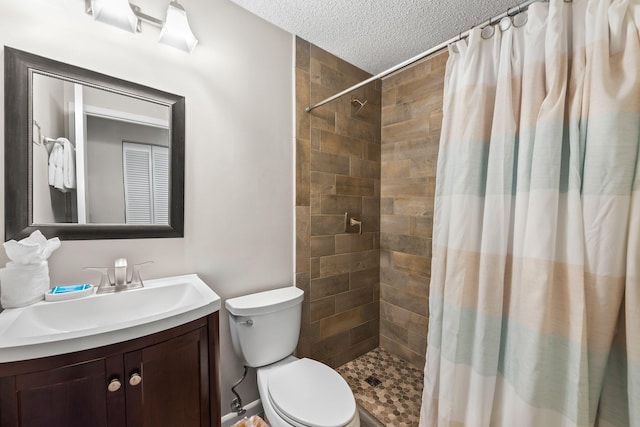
[0,274,221,363]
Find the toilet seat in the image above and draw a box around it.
[267,358,356,427]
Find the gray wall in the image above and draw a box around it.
[0,0,294,410]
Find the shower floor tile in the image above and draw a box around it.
[337,347,423,426]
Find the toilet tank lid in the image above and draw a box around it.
[225,287,304,316]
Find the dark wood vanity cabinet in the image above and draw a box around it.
[0,313,221,427]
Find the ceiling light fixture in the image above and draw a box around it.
[85,0,198,53]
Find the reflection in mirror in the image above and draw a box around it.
[4,47,185,240]
[32,74,170,225]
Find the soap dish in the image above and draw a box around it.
[45,284,94,302]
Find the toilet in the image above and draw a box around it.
[226,287,360,427]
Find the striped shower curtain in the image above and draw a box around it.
[420,1,640,426]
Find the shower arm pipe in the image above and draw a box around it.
[305,0,546,113]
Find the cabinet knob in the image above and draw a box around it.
[108,378,122,392]
[129,372,142,386]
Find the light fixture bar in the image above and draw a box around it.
[130,5,163,28]
[85,0,198,52]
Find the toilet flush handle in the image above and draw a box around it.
[238,318,253,327]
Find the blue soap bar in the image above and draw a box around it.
[50,284,92,294]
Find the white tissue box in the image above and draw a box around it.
[0,261,50,308]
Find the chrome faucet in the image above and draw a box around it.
[114,258,128,287]
[86,259,153,294]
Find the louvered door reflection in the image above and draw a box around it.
[122,142,168,225]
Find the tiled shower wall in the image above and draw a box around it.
[379,51,448,369]
[295,37,382,367]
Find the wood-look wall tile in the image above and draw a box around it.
[335,175,375,197]
[382,87,397,106]
[310,214,344,236]
[380,318,409,346]
[320,63,355,92]
[311,128,322,151]
[381,177,434,198]
[335,113,378,143]
[311,331,351,360]
[311,235,336,257]
[335,233,375,254]
[380,301,428,330]
[382,158,412,180]
[380,267,429,297]
[332,336,378,368]
[310,296,336,322]
[295,69,310,140]
[392,138,432,160]
[396,75,445,105]
[310,273,350,300]
[380,335,425,370]
[392,196,433,216]
[321,195,362,215]
[319,307,365,339]
[381,197,394,215]
[296,138,310,206]
[310,57,323,85]
[362,196,380,216]
[319,253,353,277]
[310,109,336,133]
[411,90,444,119]
[297,40,382,366]
[392,252,431,277]
[409,326,428,355]
[381,215,410,235]
[365,142,381,162]
[335,285,373,313]
[320,130,364,158]
[410,215,433,238]
[310,193,322,215]
[380,233,431,258]
[384,58,432,88]
[380,283,429,316]
[351,249,380,272]
[350,157,381,180]
[382,103,412,126]
[310,257,321,279]
[295,37,310,72]
[311,150,350,175]
[381,117,429,144]
[336,57,371,82]
[310,43,338,68]
[350,267,379,289]
[349,319,378,346]
[295,206,310,273]
[310,171,336,195]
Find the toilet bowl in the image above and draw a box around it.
[226,287,360,427]
[257,356,359,427]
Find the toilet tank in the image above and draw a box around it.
[226,287,304,367]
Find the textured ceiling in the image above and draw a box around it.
[228,0,529,75]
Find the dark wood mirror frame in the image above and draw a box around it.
[4,47,185,240]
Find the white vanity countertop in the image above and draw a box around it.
[0,274,221,363]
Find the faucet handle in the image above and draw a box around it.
[130,261,153,287]
[84,267,112,289]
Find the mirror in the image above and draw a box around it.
[4,47,185,240]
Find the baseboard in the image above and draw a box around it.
[221,399,264,427]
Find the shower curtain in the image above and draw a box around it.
[420,1,640,426]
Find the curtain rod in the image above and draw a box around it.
[306,0,546,112]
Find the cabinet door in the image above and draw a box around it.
[124,327,210,427]
[11,359,109,427]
